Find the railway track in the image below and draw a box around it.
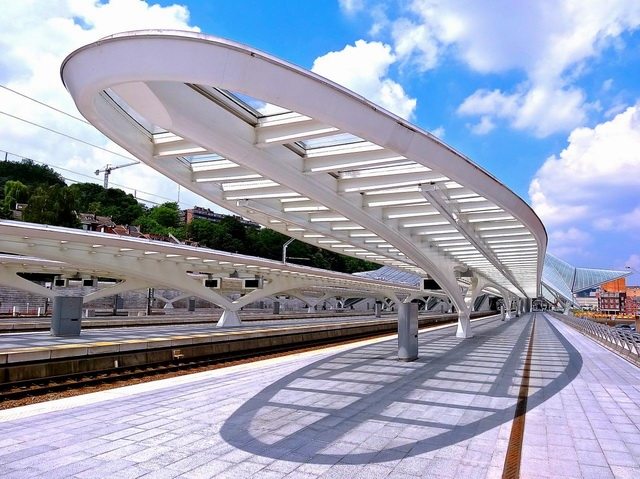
[0,315,469,407]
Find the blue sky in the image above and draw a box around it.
[0,0,639,283]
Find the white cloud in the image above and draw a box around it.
[430,126,445,138]
[547,227,591,258]
[529,105,640,253]
[0,1,226,212]
[312,40,417,120]
[602,79,614,92]
[391,18,439,72]
[388,0,640,136]
[339,0,365,15]
[401,0,640,79]
[469,116,495,135]
[458,84,589,137]
[619,207,640,231]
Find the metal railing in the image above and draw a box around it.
[553,313,640,365]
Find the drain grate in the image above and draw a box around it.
[502,314,536,479]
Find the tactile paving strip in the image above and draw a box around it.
[502,313,537,479]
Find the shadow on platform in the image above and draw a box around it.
[220,314,582,464]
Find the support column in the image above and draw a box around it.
[563,303,571,315]
[500,303,506,321]
[273,300,280,315]
[51,296,83,337]
[217,309,242,327]
[504,294,513,320]
[398,302,418,361]
[374,301,382,318]
[456,310,473,338]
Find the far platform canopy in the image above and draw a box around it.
[61,30,546,309]
[541,253,631,304]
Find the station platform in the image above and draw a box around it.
[0,310,388,333]
[0,312,638,478]
[0,312,472,384]
[0,313,475,383]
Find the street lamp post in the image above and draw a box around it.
[282,238,295,264]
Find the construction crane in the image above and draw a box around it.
[94,161,139,189]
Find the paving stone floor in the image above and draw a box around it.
[0,313,638,478]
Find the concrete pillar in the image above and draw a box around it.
[505,297,513,320]
[500,304,506,321]
[188,297,196,312]
[217,310,242,327]
[273,300,280,315]
[563,303,571,315]
[51,296,83,337]
[374,302,382,318]
[398,302,418,361]
[456,310,473,338]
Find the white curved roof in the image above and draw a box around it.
[61,30,546,304]
[0,221,419,304]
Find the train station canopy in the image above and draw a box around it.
[61,30,547,311]
[541,253,631,304]
[0,221,420,313]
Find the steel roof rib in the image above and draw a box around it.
[60,30,547,310]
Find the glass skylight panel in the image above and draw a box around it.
[103,89,166,135]
[216,88,290,117]
[235,93,289,116]
[573,267,629,292]
[181,153,226,164]
[298,133,365,150]
[544,254,575,289]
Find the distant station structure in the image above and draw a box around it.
[540,253,631,312]
[59,30,548,339]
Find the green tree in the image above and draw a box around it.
[217,216,248,253]
[135,202,184,237]
[248,228,288,260]
[0,159,65,203]
[187,218,220,247]
[23,185,79,227]
[68,183,146,225]
[186,215,379,274]
[148,202,181,228]
[3,180,29,209]
[68,182,104,211]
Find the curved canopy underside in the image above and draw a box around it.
[61,30,546,308]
